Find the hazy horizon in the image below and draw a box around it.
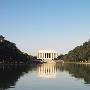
[0,0,90,55]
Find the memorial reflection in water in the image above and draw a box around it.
[38,62,64,78]
[0,63,90,90]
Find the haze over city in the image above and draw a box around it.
[0,0,90,55]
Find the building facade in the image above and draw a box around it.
[37,50,58,60]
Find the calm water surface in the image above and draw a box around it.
[0,63,90,90]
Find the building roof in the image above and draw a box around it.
[38,50,57,53]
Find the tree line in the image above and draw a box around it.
[57,39,90,62]
[0,36,36,64]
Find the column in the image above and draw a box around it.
[52,53,53,59]
[39,53,40,59]
[41,53,42,58]
[53,53,54,60]
[55,53,57,58]
[54,53,55,58]
[46,54,48,58]
[41,53,42,59]
[44,53,45,59]
[42,53,43,59]
[43,53,44,60]
[46,53,47,59]
[56,53,58,58]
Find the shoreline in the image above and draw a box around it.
[64,62,90,64]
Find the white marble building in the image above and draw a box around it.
[37,50,58,60]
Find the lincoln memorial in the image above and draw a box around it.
[37,50,58,60]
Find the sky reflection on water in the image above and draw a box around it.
[0,63,90,90]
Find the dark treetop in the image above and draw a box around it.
[57,39,90,62]
[0,35,35,64]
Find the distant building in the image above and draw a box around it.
[0,35,5,42]
[37,50,58,60]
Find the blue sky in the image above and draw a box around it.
[0,0,90,55]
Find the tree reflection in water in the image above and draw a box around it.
[64,63,90,84]
[38,62,90,84]
[0,64,39,90]
[0,63,90,90]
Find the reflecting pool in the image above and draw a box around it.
[0,63,90,90]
